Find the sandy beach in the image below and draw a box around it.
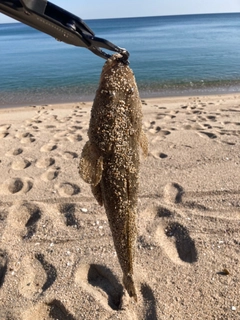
[0,94,239,319]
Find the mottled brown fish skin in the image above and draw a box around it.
[79,54,148,302]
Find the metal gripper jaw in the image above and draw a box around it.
[0,0,130,63]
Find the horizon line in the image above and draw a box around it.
[0,11,239,24]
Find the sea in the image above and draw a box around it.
[1,13,240,107]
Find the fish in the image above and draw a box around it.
[79,53,148,302]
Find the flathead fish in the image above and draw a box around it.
[79,54,148,302]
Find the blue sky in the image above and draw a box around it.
[0,0,240,23]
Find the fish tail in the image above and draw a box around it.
[123,273,137,302]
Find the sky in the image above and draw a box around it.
[0,0,240,23]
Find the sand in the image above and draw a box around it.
[0,94,239,320]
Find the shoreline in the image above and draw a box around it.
[1,91,240,111]
[1,90,240,111]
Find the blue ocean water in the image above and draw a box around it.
[1,13,240,107]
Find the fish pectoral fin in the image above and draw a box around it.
[140,130,148,157]
[79,141,103,186]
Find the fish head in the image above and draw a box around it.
[98,53,138,106]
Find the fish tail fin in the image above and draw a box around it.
[123,273,137,302]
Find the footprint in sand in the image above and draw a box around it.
[156,113,176,120]
[163,183,197,262]
[182,123,203,130]
[207,115,217,122]
[164,221,198,263]
[141,182,198,266]
[75,259,158,317]
[35,253,57,292]
[0,124,11,139]
[58,203,78,228]
[5,147,23,157]
[11,158,31,170]
[0,249,8,287]
[55,182,80,197]
[163,182,184,204]
[22,300,76,320]
[151,205,198,265]
[203,123,212,129]
[7,202,41,239]
[15,132,35,144]
[36,157,55,168]
[47,300,76,320]
[199,131,217,139]
[62,151,78,160]
[75,263,122,310]
[8,179,27,194]
[40,144,57,153]
[0,132,9,139]
[67,134,83,143]
[159,153,168,159]
[21,136,35,144]
[140,283,157,320]
[146,122,171,137]
[0,177,33,195]
[15,131,31,138]
[145,121,171,147]
[23,204,41,239]
[41,169,59,182]
[151,152,168,160]
[157,130,171,137]
[18,255,47,299]
[0,124,11,131]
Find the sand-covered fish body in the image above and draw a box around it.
[79,54,148,302]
